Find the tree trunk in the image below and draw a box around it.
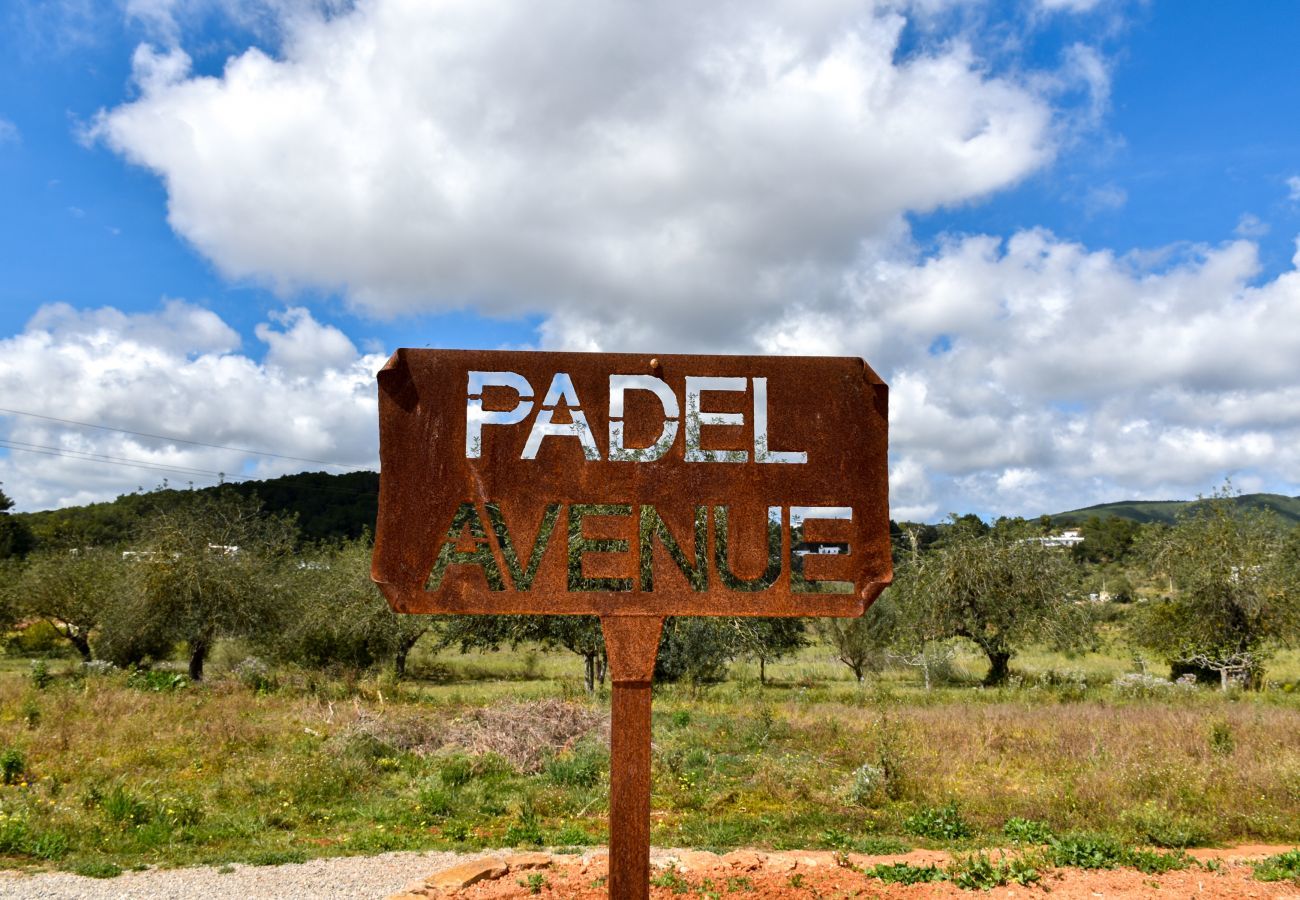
[394,631,422,679]
[597,653,608,687]
[64,628,92,662]
[584,653,596,694]
[983,649,1012,686]
[759,656,766,685]
[188,637,210,681]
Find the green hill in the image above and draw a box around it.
[1049,493,1300,527]
[17,470,379,548]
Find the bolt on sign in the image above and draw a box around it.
[372,349,891,899]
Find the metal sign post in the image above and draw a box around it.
[371,350,890,900]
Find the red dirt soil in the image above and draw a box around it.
[403,846,1300,899]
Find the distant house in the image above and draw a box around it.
[1024,529,1085,549]
[792,542,848,556]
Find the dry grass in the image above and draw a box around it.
[340,698,607,772]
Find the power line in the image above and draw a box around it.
[0,406,366,470]
[0,439,250,485]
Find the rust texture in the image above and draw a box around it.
[371,349,891,618]
[602,616,662,900]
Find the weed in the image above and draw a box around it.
[1048,833,1126,869]
[852,836,911,854]
[71,859,123,878]
[1208,719,1235,756]
[247,848,308,866]
[1253,848,1300,883]
[551,823,593,846]
[1128,849,1191,875]
[671,709,692,728]
[100,784,154,827]
[438,754,477,788]
[518,872,547,893]
[865,862,947,885]
[947,852,1040,890]
[650,868,691,893]
[818,827,851,850]
[29,660,51,690]
[903,802,972,841]
[1003,817,1054,844]
[0,747,25,785]
[0,815,70,860]
[1124,804,1208,848]
[725,874,753,891]
[787,872,804,887]
[415,782,455,818]
[543,745,603,788]
[126,669,188,692]
[441,821,471,842]
[503,805,544,847]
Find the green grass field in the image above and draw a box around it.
[2,638,1300,877]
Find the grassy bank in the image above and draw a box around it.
[1,644,1299,876]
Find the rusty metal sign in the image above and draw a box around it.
[372,349,890,900]
[371,349,891,618]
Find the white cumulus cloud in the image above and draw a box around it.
[0,302,383,510]
[92,0,1058,348]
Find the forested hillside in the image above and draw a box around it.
[1050,493,1300,526]
[15,471,379,548]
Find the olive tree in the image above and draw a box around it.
[16,548,129,661]
[816,600,895,683]
[1134,489,1299,688]
[273,536,432,675]
[132,492,297,680]
[906,516,1087,685]
[731,617,807,684]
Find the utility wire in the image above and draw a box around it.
[0,406,366,469]
[0,439,251,484]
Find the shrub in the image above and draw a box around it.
[846,763,887,806]
[1111,672,1195,698]
[233,656,275,692]
[903,802,972,841]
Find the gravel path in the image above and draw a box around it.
[0,851,475,900]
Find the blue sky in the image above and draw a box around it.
[1,0,1299,518]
